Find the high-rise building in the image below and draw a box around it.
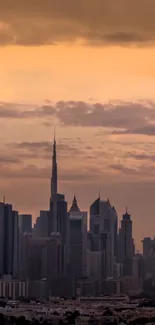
[69,196,87,278]
[20,233,62,283]
[89,197,118,278]
[19,214,32,234]
[118,208,134,276]
[34,211,49,237]
[0,203,19,277]
[56,193,69,274]
[142,237,153,256]
[33,133,69,277]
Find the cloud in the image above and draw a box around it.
[127,152,155,162]
[0,155,20,164]
[0,163,101,184]
[55,101,154,129]
[110,162,155,177]
[124,125,155,136]
[0,0,155,46]
[8,140,84,159]
[2,100,155,135]
[0,102,56,119]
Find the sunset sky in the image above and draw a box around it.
[1,0,155,249]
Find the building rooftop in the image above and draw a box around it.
[69,196,80,213]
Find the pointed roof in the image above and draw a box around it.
[69,195,80,213]
[123,206,131,221]
[107,198,111,206]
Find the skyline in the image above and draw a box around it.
[0,119,154,251]
[1,0,155,250]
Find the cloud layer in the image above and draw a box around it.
[0,0,155,46]
[1,100,155,135]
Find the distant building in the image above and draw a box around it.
[142,237,153,256]
[34,211,49,237]
[33,134,69,276]
[117,208,134,276]
[0,275,27,299]
[89,197,118,278]
[19,233,62,283]
[19,214,32,234]
[69,196,87,278]
[0,202,19,277]
[0,275,48,300]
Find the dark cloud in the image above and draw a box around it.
[0,163,100,184]
[110,163,155,177]
[126,152,155,162]
[9,140,84,159]
[124,125,155,136]
[0,0,155,46]
[13,141,52,152]
[87,31,151,47]
[0,165,51,180]
[0,102,56,119]
[0,155,20,164]
[55,101,154,129]
[2,100,155,135]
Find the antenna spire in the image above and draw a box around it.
[54,126,56,142]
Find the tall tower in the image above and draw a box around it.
[50,130,58,232]
[118,208,134,276]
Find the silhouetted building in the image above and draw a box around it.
[69,196,87,278]
[142,237,153,256]
[0,203,19,277]
[118,208,134,276]
[19,214,32,234]
[20,233,62,283]
[89,197,118,278]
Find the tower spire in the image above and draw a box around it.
[50,127,58,232]
[54,126,56,143]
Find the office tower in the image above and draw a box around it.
[69,196,87,278]
[20,233,62,282]
[89,197,118,278]
[142,237,153,256]
[90,197,100,251]
[132,253,143,279]
[118,208,134,276]
[0,202,19,277]
[56,193,69,274]
[112,206,118,258]
[19,214,32,234]
[34,211,49,237]
[13,210,19,277]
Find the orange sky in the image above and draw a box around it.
[1,0,155,250]
[1,45,155,103]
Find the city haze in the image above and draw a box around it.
[1,0,155,250]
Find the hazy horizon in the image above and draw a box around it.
[1,0,155,250]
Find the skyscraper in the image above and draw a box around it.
[89,197,118,278]
[69,196,87,278]
[0,203,19,276]
[19,214,32,234]
[118,208,134,276]
[48,132,69,274]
